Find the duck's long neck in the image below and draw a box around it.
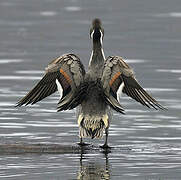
[87,26,105,79]
[89,40,105,68]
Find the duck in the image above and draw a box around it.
[16,18,166,148]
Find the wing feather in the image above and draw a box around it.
[102,56,166,111]
[16,54,85,109]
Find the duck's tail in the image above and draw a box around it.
[78,114,109,139]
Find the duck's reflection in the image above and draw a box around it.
[77,150,111,180]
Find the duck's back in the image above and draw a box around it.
[81,78,106,115]
[77,60,110,139]
[77,80,109,139]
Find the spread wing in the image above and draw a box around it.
[101,56,166,111]
[16,54,85,111]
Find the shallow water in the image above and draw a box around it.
[0,0,181,179]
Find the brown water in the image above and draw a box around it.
[0,0,181,179]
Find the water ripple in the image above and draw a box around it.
[0,59,23,64]
[156,69,181,74]
[15,70,44,74]
[40,11,57,16]
[64,6,82,12]
[0,76,41,80]
[126,59,147,64]
[154,12,181,18]
[145,88,179,92]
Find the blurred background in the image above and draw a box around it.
[0,0,181,179]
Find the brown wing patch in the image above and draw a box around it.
[59,68,72,84]
[109,72,121,86]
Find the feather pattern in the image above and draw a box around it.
[16,54,85,109]
[101,56,166,110]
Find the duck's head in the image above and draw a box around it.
[90,18,104,44]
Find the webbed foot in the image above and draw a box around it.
[100,144,111,149]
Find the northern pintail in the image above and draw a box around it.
[17,18,166,148]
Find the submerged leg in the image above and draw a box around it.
[101,128,110,149]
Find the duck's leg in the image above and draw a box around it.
[80,137,83,145]
[101,128,110,149]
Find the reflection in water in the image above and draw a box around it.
[77,150,110,180]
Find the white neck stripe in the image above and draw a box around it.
[100,30,103,46]
[91,30,94,39]
[89,50,93,66]
[101,48,105,61]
